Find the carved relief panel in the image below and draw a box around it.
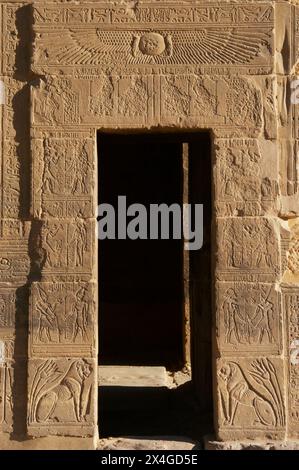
[0,287,16,338]
[217,357,286,440]
[39,219,95,281]
[31,74,268,135]
[216,217,280,282]
[32,2,274,76]
[216,282,282,355]
[30,282,96,358]
[214,139,278,217]
[32,135,95,219]
[28,358,96,437]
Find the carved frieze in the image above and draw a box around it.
[31,75,264,135]
[32,3,274,75]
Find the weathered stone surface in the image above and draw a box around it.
[31,2,274,76]
[30,74,268,136]
[0,0,297,449]
[216,282,282,355]
[98,366,168,388]
[31,135,96,219]
[98,437,198,450]
[30,282,96,358]
[39,219,95,281]
[216,357,286,441]
[216,217,280,282]
[205,437,299,450]
[27,357,97,438]
[282,286,299,439]
[214,139,278,217]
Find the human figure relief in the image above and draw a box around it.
[69,220,87,268]
[251,288,275,344]
[219,150,239,198]
[35,286,60,343]
[71,287,89,342]
[69,142,90,195]
[44,224,64,268]
[223,288,243,344]
[42,141,60,194]
[256,224,274,268]
[219,362,276,426]
[29,359,92,424]
[34,88,60,125]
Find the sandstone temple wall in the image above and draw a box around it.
[0,0,298,449]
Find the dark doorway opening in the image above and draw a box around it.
[97,131,213,440]
[98,134,183,368]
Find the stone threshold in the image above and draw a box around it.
[205,436,299,450]
[98,436,199,450]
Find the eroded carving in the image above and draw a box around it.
[215,139,277,216]
[0,288,16,333]
[218,358,285,430]
[40,219,93,280]
[28,359,94,429]
[30,283,95,357]
[217,283,281,354]
[32,137,94,218]
[0,361,13,432]
[284,289,299,438]
[217,218,279,282]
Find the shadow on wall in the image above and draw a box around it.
[8,5,38,438]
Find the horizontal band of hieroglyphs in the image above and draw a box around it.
[32,4,274,26]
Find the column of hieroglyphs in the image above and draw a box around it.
[279,0,299,441]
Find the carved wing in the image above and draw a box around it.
[54,29,132,65]
[170,28,271,65]
[37,27,271,66]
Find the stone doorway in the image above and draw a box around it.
[97,132,213,440]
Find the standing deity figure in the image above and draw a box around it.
[69,220,87,268]
[71,287,89,342]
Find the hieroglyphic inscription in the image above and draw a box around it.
[284,289,299,438]
[32,3,274,75]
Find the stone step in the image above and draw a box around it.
[98,366,169,388]
[98,366,170,411]
[98,436,200,450]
